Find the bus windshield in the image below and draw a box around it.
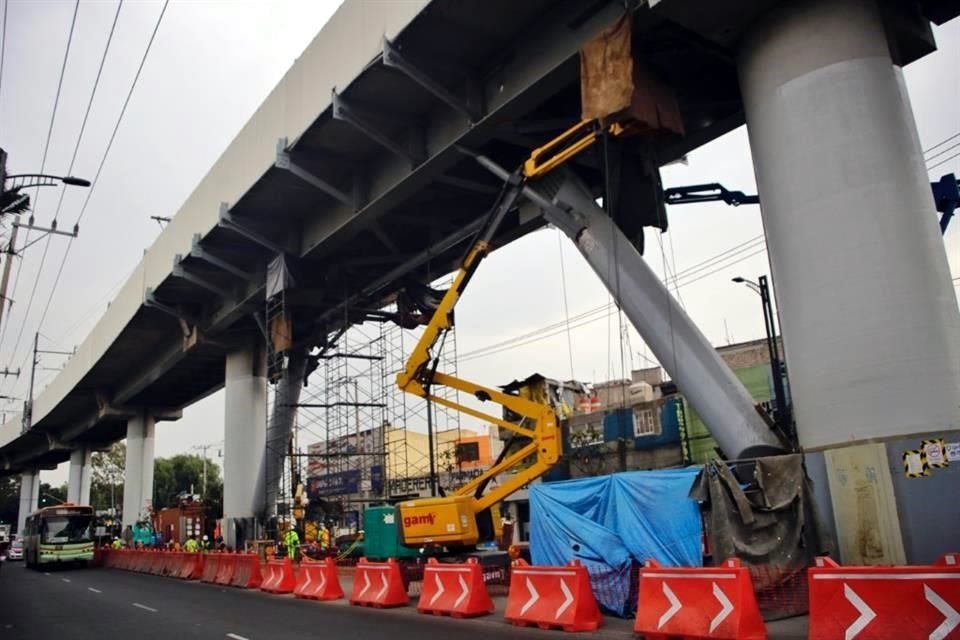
[42,515,93,544]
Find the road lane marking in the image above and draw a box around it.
[88,588,102,594]
[226,634,250,640]
[43,573,50,576]
[132,603,158,613]
[61,578,71,583]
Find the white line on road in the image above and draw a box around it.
[43,573,50,576]
[61,578,71,583]
[226,634,250,640]
[132,603,158,613]
[88,588,102,594]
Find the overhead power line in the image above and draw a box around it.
[36,0,167,339]
[459,234,769,364]
[0,1,80,390]
[924,132,960,156]
[0,0,8,136]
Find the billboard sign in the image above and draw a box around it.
[307,469,362,498]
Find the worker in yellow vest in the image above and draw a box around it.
[283,528,300,561]
[184,535,199,553]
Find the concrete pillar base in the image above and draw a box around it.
[16,469,39,534]
[122,411,156,528]
[67,448,93,505]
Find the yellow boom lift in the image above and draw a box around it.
[394,119,630,548]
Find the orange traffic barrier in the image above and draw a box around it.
[505,559,602,632]
[230,553,264,589]
[809,553,960,640]
[260,556,297,594]
[215,552,236,585]
[201,553,221,583]
[161,551,177,576]
[294,558,345,601]
[190,553,205,580]
[350,558,409,608]
[418,558,494,618]
[634,558,766,640]
[169,552,189,579]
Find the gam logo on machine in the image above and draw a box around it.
[402,513,436,528]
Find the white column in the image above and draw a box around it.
[16,469,39,534]
[79,450,93,506]
[122,411,156,528]
[223,345,266,548]
[67,448,89,504]
[738,0,960,449]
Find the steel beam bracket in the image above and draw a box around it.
[275,139,355,208]
[190,234,257,282]
[382,37,483,123]
[332,89,426,168]
[218,203,289,255]
[173,254,235,300]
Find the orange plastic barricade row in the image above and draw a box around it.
[260,556,297,594]
[167,552,186,579]
[809,553,960,640]
[136,551,152,573]
[418,558,494,618]
[350,558,409,608]
[175,553,195,579]
[161,552,179,577]
[230,553,264,589]
[294,558,344,601]
[634,558,766,640]
[190,553,205,580]
[505,559,602,632]
[215,553,237,585]
[201,553,221,583]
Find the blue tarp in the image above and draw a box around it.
[529,467,702,616]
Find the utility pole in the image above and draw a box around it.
[0,149,17,339]
[23,333,75,432]
[192,442,222,501]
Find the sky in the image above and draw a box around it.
[0,1,957,485]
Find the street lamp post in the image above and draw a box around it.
[732,275,794,446]
[0,148,91,338]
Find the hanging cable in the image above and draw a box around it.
[35,0,166,343]
[556,229,576,380]
[924,131,960,156]
[0,0,8,137]
[0,1,80,394]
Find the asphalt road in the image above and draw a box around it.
[0,561,612,640]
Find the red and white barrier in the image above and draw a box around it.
[634,559,766,640]
[505,559,603,632]
[809,553,960,640]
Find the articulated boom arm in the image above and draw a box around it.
[395,176,560,513]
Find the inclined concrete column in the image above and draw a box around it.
[223,344,266,549]
[739,0,960,563]
[122,411,156,528]
[67,447,92,505]
[16,468,39,534]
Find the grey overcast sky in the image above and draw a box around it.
[0,2,957,485]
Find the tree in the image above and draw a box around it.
[91,442,125,513]
[153,454,222,518]
[0,476,19,527]
[38,482,67,507]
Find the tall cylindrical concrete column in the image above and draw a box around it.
[223,344,266,548]
[67,447,92,505]
[739,0,960,563]
[122,411,156,528]
[16,469,39,534]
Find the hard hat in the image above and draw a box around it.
[202,535,209,541]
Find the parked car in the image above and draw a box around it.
[8,539,23,561]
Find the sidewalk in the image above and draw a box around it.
[327,574,809,638]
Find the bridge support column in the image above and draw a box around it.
[16,468,39,534]
[67,447,93,505]
[223,344,266,549]
[739,0,960,563]
[122,411,156,528]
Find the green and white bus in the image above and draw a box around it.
[23,504,95,568]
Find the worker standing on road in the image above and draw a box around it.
[184,535,198,553]
[283,528,300,562]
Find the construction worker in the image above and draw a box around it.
[184,535,199,553]
[283,527,300,561]
[320,524,331,553]
[111,537,122,550]
[201,535,211,552]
